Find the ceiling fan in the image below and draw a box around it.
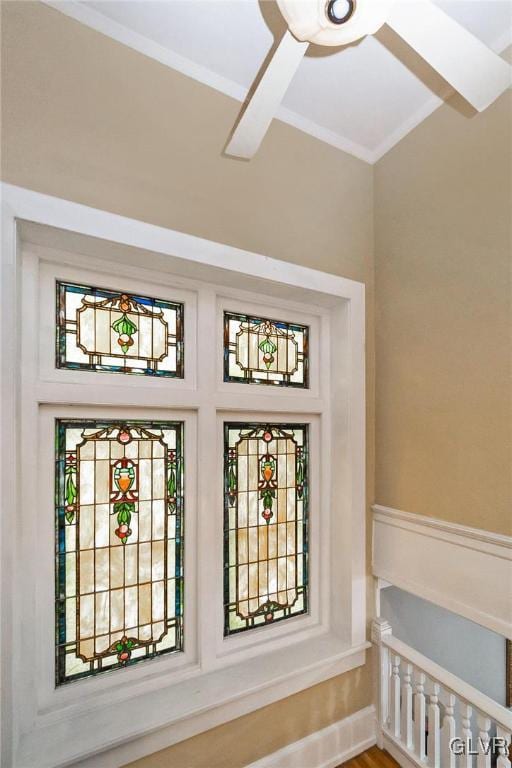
[225,0,511,159]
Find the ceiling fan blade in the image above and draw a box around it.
[386,0,511,112]
[225,31,308,159]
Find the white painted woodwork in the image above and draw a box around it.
[441,693,457,768]
[401,662,414,751]
[460,703,473,768]
[373,621,512,768]
[372,505,512,639]
[414,671,427,762]
[476,714,492,768]
[383,635,512,737]
[372,618,392,749]
[391,655,402,739]
[1,183,367,768]
[427,682,441,768]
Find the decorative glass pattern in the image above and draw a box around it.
[224,311,309,387]
[55,419,184,684]
[224,423,308,635]
[57,281,184,377]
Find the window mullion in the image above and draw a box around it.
[196,287,220,670]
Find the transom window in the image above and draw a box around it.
[223,310,309,387]
[56,280,184,377]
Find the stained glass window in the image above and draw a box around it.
[223,311,309,387]
[55,419,183,684]
[224,423,308,635]
[56,281,184,377]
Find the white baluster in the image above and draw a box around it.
[414,670,427,762]
[459,703,473,768]
[476,714,491,768]
[496,725,512,768]
[401,662,414,750]
[371,618,392,746]
[441,692,457,768]
[427,681,441,768]
[391,654,401,739]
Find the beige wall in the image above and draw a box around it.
[1,3,375,767]
[375,91,512,536]
[126,666,371,768]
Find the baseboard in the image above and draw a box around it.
[246,705,376,768]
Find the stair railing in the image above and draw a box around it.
[372,618,512,768]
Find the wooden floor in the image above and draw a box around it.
[338,746,400,767]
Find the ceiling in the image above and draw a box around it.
[45,0,512,163]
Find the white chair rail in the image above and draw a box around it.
[372,619,512,768]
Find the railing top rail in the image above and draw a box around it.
[382,633,512,731]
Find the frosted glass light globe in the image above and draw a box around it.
[329,0,352,22]
[276,0,396,46]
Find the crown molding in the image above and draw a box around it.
[43,0,247,102]
[41,0,512,166]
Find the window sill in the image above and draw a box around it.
[20,635,370,768]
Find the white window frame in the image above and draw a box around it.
[0,183,368,768]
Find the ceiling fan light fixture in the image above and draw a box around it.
[326,0,355,25]
[277,0,395,46]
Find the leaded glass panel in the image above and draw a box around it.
[223,311,309,387]
[224,423,308,635]
[57,281,184,377]
[55,419,184,684]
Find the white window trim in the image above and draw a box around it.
[0,183,368,768]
